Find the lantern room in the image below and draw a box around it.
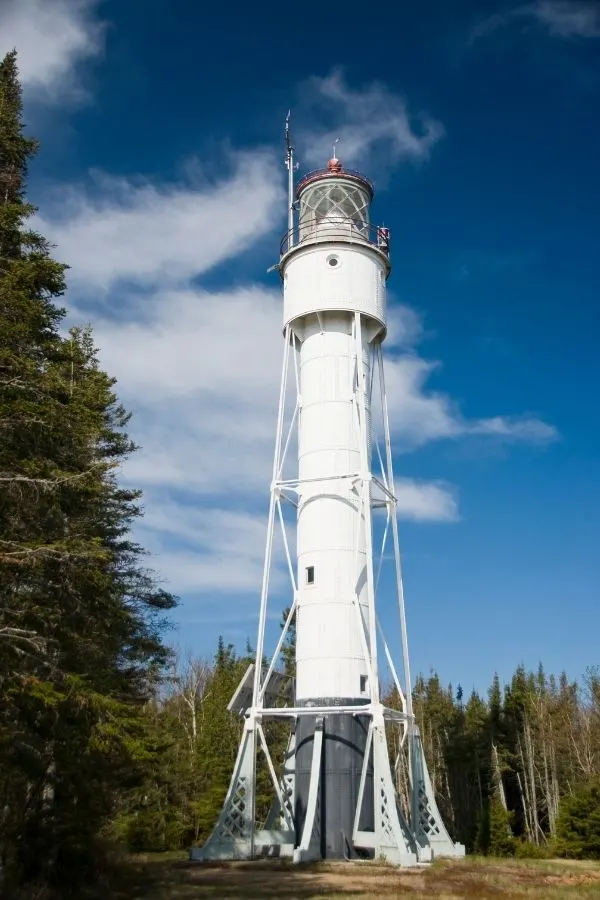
[296,157,374,243]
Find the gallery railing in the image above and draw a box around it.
[280,218,390,257]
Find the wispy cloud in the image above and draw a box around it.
[298,69,444,173]
[470,1,600,43]
[469,12,511,43]
[0,0,105,102]
[137,501,287,597]
[533,1,600,36]
[383,354,558,449]
[38,151,283,292]
[395,479,459,522]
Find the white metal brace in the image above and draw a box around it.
[293,718,324,863]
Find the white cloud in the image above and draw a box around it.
[137,501,282,596]
[93,285,282,497]
[384,356,458,445]
[470,1,600,43]
[395,479,459,522]
[0,0,104,102]
[39,151,284,292]
[386,301,425,348]
[469,415,557,441]
[298,69,444,172]
[532,1,600,36]
[383,354,558,448]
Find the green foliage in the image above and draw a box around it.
[280,605,296,678]
[195,642,252,838]
[475,798,516,857]
[555,780,600,859]
[514,839,551,859]
[0,50,175,896]
[487,800,516,857]
[109,642,256,853]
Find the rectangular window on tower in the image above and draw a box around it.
[305,566,315,585]
[360,675,368,695]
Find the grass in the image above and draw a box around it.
[112,853,600,899]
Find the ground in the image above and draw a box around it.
[118,854,600,899]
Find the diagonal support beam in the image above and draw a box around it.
[352,721,374,842]
[257,722,295,832]
[355,312,379,698]
[294,718,324,862]
[276,496,297,593]
[259,597,297,703]
[253,327,292,708]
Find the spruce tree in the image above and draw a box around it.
[0,51,176,896]
[555,779,600,859]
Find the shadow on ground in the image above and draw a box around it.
[121,859,370,899]
[113,855,600,900]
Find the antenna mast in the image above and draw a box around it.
[285,111,295,248]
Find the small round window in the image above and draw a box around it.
[326,254,340,268]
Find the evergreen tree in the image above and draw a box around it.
[555,779,600,859]
[476,798,515,857]
[193,641,251,839]
[0,51,175,896]
[280,606,296,679]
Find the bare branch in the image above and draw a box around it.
[0,465,105,487]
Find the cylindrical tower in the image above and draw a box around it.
[279,157,391,858]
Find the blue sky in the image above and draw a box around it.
[2,0,598,695]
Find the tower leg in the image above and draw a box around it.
[190,718,257,861]
[410,729,465,859]
[190,716,296,861]
[371,718,419,866]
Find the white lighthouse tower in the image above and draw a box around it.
[191,128,465,865]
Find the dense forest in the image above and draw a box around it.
[1,50,598,898]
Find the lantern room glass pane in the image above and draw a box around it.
[298,180,370,242]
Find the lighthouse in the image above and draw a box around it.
[191,129,465,865]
